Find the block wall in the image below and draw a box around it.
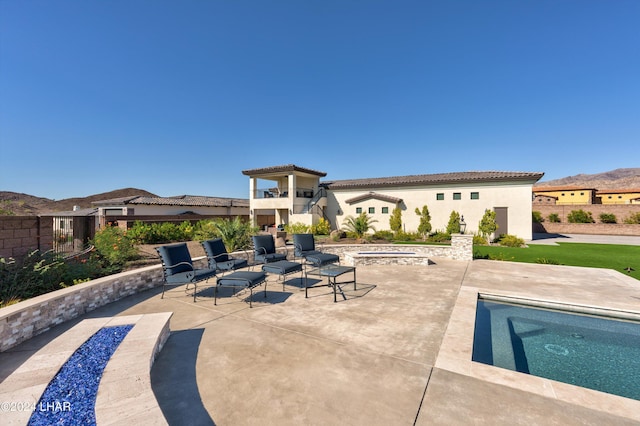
[0,216,53,259]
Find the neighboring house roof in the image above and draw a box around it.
[41,207,99,217]
[324,171,544,190]
[241,164,327,177]
[92,195,249,208]
[345,192,403,204]
[596,188,640,195]
[533,186,596,192]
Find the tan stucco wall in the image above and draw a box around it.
[328,181,535,240]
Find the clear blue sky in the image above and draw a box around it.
[1,1,638,200]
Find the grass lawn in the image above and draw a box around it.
[473,243,640,281]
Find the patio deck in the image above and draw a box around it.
[1,257,639,425]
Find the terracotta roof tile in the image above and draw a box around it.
[242,164,327,177]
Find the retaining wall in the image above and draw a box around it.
[0,216,53,259]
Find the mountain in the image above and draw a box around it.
[0,188,157,215]
[536,168,640,190]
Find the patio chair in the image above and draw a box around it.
[201,238,248,275]
[252,234,287,264]
[293,233,339,267]
[156,243,217,302]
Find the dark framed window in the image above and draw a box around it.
[471,192,479,200]
[382,207,389,214]
[436,193,444,200]
[368,207,375,214]
[356,207,362,214]
[453,192,461,200]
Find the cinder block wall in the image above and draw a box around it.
[533,204,640,236]
[0,216,53,259]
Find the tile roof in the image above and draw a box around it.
[323,171,544,190]
[595,188,640,194]
[241,164,327,177]
[533,186,597,192]
[345,192,403,204]
[93,195,249,208]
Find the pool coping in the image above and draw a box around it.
[435,286,640,421]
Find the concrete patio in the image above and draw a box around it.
[2,257,640,425]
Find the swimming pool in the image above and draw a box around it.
[472,298,640,400]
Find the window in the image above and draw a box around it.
[382,207,389,214]
[368,207,375,214]
[453,192,461,200]
[356,207,362,214]
[471,192,479,200]
[580,192,584,196]
[561,193,565,196]
[436,193,444,200]
[571,193,575,196]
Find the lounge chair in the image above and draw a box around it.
[292,233,339,267]
[156,243,217,302]
[201,238,248,275]
[252,235,287,264]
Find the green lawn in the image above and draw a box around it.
[473,243,640,281]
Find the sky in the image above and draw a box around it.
[1,0,638,200]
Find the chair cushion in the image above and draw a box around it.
[217,271,266,288]
[217,258,248,271]
[156,243,193,275]
[165,268,217,284]
[306,253,340,267]
[262,260,302,275]
[293,234,316,257]
[253,235,276,254]
[202,238,229,263]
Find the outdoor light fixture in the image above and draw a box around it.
[460,215,466,234]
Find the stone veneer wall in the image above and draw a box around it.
[0,216,53,259]
[0,238,473,353]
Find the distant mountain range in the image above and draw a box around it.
[536,168,640,190]
[1,168,639,215]
[0,188,157,216]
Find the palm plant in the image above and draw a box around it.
[342,213,377,239]
[212,217,258,253]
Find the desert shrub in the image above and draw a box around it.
[497,234,525,247]
[548,213,561,223]
[372,230,395,241]
[473,234,488,245]
[92,226,139,267]
[393,231,419,242]
[599,213,617,224]
[624,212,640,224]
[389,207,402,234]
[532,211,544,223]
[428,231,451,243]
[567,209,595,223]
[446,211,461,234]
[192,219,220,241]
[310,218,331,235]
[284,222,310,234]
[0,250,66,306]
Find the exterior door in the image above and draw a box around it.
[495,207,508,237]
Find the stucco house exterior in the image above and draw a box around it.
[532,186,597,205]
[243,164,544,240]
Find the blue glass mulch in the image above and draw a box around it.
[28,324,134,426]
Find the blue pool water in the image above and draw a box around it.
[28,325,133,426]
[472,299,640,400]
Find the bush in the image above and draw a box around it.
[497,234,525,247]
[393,231,419,242]
[532,211,544,223]
[548,213,561,223]
[372,230,395,241]
[284,222,310,234]
[127,220,194,244]
[92,226,139,267]
[624,212,640,224]
[428,231,451,243]
[446,211,461,234]
[567,209,595,223]
[536,258,560,265]
[310,218,331,235]
[599,213,617,224]
[473,234,488,245]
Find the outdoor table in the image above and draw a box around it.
[305,264,356,302]
[261,260,304,290]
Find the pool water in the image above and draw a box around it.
[472,299,640,400]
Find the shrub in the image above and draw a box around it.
[212,217,258,252]
[428,231,451,243]
[372,230,395,241]
[127,220,194,244]
[310,218,331,235]
[473,234,488,245]
[342,213,377,238]
[599,213,617,224]
[624,212,640,224]
[548,213,561,223]
[284,222,310,234]
[92,226,139,267]
[536,258,560,265]
[497,234,525,247]
[446,211,461,234]
[567,209,595,223]
[532,211,544,223]
[415,205,432,238]
[389,207,402,234]
[0,250,66,306]
[393,231,419,242]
